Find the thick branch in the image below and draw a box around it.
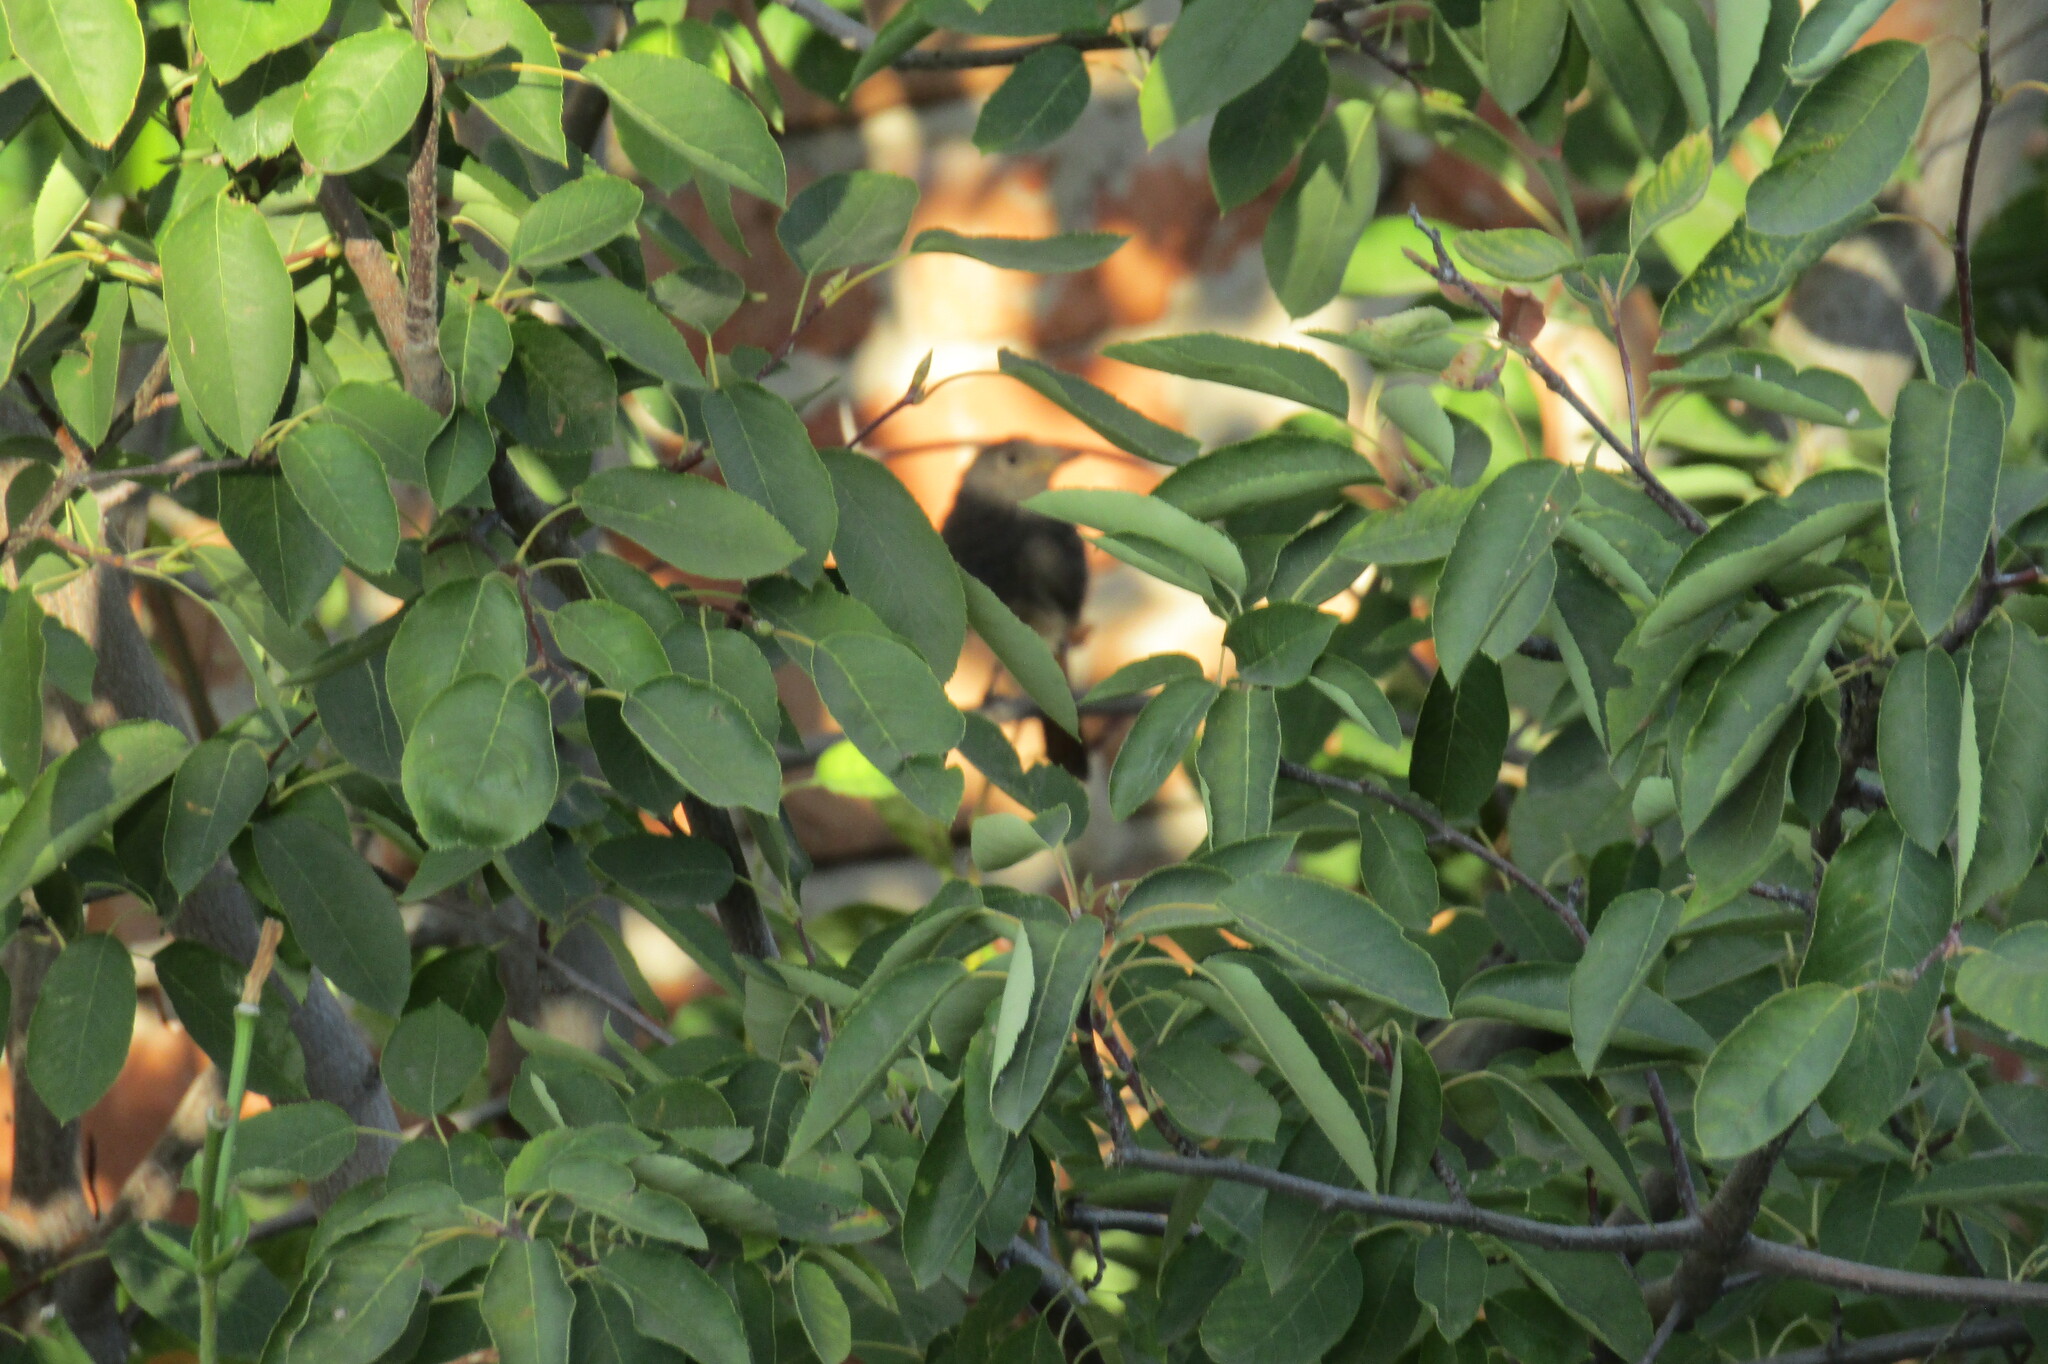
[1738,1240,2048,1309]
[403,0,452,414]
[1669,1128,1795,1319]
[314,177,411,379]
[1750,1318,2031,1364]
[768,0,1148,69]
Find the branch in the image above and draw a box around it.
[1738,1240,2048,1310]
[1749,1318,2031,1364]
[1404,208,1707,537]
[767,0,1151,70]
[1278,759,1588,941]
[314,175,412,384]
[1669,1128,1795,1320]
[1955,0,1994,379]
[1116,1148,1705,1254]
[403,0,452,414]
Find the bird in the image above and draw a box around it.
[941,439,1090,776]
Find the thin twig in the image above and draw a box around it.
[1738,1238,2048,1309]
[1955,0,1994,379]
[1278,759,1588,942]
[1405,208,1707,537]
[1644,1070,1700,1219]
[1745,1317,2030,1364]
[1641,1299,1686,1364]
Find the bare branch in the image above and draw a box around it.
[403,0,452,414]
[1747,1317,2031,1364]
[1738,1239,2048,1310]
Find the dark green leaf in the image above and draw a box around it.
[1695,983,1856,1160]
[0,720,188,907]
[25,933,134,1122]
[483,1239,574,1364]
[0,586,45,784]
[1263,101,1379,318]
[384,1001,489,1116]
[1200,1236,1362,1364]
[1221,872,1450,1015]
[998,350,1200,466]
[1879,649,1962,852]
[217,471,341,626]
[1144,1033,1281,1142]
[1410,656,1507,822]
[402,673,557,851]
[51,282,126,446]
[1414,1234,1485,1340]
[991,915,1104,1133]
[1961,616,2048,909]
[1886,377,2005,635]
[974,44,1088,152]
[386,575,527,734]
[156,940,308,1098]
[279,423,399,574]
[1568,889,1680,1074]
[819,447,965,674]
[439,289,515,409]
[787,958,963,1157]
[513,173,644,269]
[908,227,1127,272]
[600,1244,750,1364]
[163,736,267,895]
[455,0,564,162]
[580,466,802,581]
[700,383,837,582]
[491,318,617,452]
[1454,962,1713,1058]
[1746,41,1927,236]
[252,814,411,1014]
[1104,334,1348,416]
[1956,922,2048,1049]
[1209,41,1328,210]
[1109,675,1215,820]
[1434,462,1578,684]
[1225,603,1338,687]
[1197,686,1281,845]
[585,50,786,204]
[1152,433,1377,520]
[533,267,707,390]
[1139,0,1311,145]
[162,192,293,453]
[624,674,782,815]
[232,1101,356,1185]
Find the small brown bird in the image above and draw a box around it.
[942,440,1090,775]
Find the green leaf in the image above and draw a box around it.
[793,1260,852,1364]
[1503,1246,1653,1360]
[1959,616,2048,909]
[550,600,668,691]
[386,575,527,734]
[1956,923,2048,1048]
[0,0,144,146]
[787,958,963,1158]
[383,1000,489,1116]
[1144,1033,1281,1142]
[293,27,428,173]
[624,674,782,814]
[25,932,134,1122]
[0,586,45,784]
[1904,308,2017,423]
[1152,433,1377,520]
[156,941,308,1099]
[1680,591,1857,831]
[585,50,787,204]
[1886,377,2005,635]
[1139,0,1309,145]
[1197,685,1281,845]
[817,447,964,675]
[901,1097,982,1286]
[1786,0,1892,80]
[1656,209,1871,354]
[700,382,837,583]
[1879,649,1962,852]
[217,471,341,626]
[1434,462,1579,684]
[279,423,399,574]
[1225,603,1337,688]
[439,291,515,409]
[1482,0,1568,114]
[590,831,732,910]
[1650,348,1879,427]
[1264,101,1380,318]
[160,191,294,454]
[1102,334,1349,417]
[192,0,328,83]
[1455,962,1713,1058]
[1564,0,1674,151]
[990,915,1104,1133]
[1200,1237,1362,1364]
[51,281,126,446]
[1894,1153,2048,1207]
[110,1220,289,1357]
[1631,129,1713,249]
[1410,656,1507,822]
[777,170,918,276]
[1208,40,1327,210]
[278,1221,424,1363]
[1801,811,1954,1133]
[1414,1234,1485,1341]
[492,317,617,452]
[1695,982,1857,1161]
[1747,41,1926,236]
[0,720,188,908]
[1109,676,1216,820]
[1207,956,1376,1188]
[1453,229,1576,283]
[1568,889,1680,1074]
[162,736,267,896]
[958,571,1077,734]
[580,466,802,582]
[1027,487,1244,593]
[1355,805,1438,931]
[998,350,1200,466]
[1641,471,1882,639]
[483,1240,574,1364]
[601,1245,749,1364]
[1221,872,1450,1016]
[813,631,964,771]
[973,44,1087,152]
[529,267,706,392]
[1309,655,1403,746]
[251,813,411,1015]
[402,672,557,851]
[454,0,564,163]
[512,173,644,269]
[318,380,444,485]
[908,227,1127,272]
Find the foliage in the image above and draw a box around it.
[0,1,2045,1363]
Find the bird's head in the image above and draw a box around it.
[960,440,1071,505]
